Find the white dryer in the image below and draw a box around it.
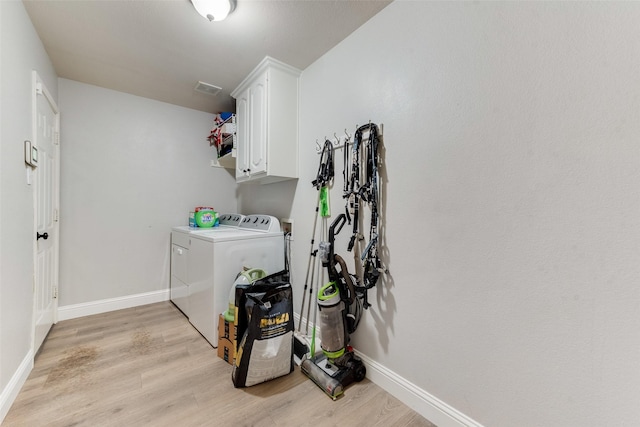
[170,214,284,348]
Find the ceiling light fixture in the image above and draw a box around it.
[191,0,236,22]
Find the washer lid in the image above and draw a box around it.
[190,228,284,242]
[172,213,245,235]
[172,225,241,235]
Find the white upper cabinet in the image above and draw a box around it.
[231,56,301,184]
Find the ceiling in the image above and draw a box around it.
[23,0,392,114]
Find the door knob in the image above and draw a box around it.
[37,232,48,240]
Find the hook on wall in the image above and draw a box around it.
[315,126,364,154]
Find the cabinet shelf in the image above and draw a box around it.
[209,114,236,169]
[212,151,236,169]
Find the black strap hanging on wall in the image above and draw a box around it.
[343,137,352,225]
[340,122,383,310]
[313,139,334,190]
[361,123,381,308]
[346,128,362,252]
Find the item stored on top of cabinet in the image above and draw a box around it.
[230,56,301,184]
[232,270,294,387]
[208,113,236,169]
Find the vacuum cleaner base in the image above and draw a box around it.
[300,351,366,400]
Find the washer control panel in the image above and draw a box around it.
[218,213,245,227]
[239,215,281,232]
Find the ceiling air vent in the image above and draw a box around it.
[194,81,222,96]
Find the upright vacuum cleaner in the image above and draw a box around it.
[301,213,366,399]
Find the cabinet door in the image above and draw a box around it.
[249,72,268,176]
[235,89,250,179]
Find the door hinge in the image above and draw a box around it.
[53,287,58,299]
[35,82,43,96]
[55,132,60,146]
[54,208,59,222]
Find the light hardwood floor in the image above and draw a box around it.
[4,302,435,427]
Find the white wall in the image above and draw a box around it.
[0,0,58,421]
[4,1,640,425]
[58,79,237,307]
[240,2,640,426]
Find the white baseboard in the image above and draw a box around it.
[293,311,317,336]
[295,311,481,427]
[355,351,484,427]
[58,289,170,321]
[0,350,34,424]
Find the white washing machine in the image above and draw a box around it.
[170,214,284,348]
[170,213,245,314]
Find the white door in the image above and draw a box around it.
[33,72,60,353]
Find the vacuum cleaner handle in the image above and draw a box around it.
[329,214,347,243]
[327,214,347,282]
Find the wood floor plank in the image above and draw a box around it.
[4,302,435,427]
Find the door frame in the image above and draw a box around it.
[31,70,60,352]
